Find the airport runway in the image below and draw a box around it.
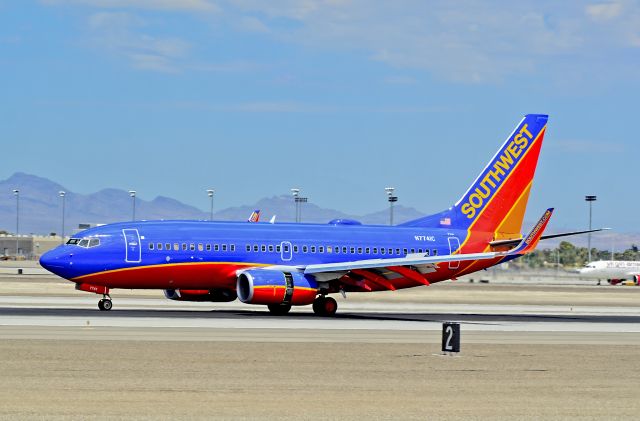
[2,274,640,419]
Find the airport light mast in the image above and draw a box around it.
[207,189,215,221]
[59,191,66,244]
[585,195,597,262]
[13,189,19,257]
[385,187,398,226]
[129,190,136,221]
[291,188,308,223]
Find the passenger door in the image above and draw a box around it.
[448,237,460,269]
[280,241,292,262]
[123,229,141,263]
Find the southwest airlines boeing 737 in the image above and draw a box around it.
[39,114,600,315]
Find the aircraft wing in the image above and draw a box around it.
[303,250,501,274]
[304,208,553,277]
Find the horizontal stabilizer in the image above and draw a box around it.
[489,227,610,248]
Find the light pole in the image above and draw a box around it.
[12,189,19,257]
[585,195,597,262]
[207,189,214,221]
[291,188,300,223]
[385,187,398,226]
[59,191,66,244]
[129,190,136,221]
[291,188,308,223]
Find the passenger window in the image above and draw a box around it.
[365,247,370,254]
[149,243,154,250]
[198,244,203,251]
[334,247,339,254]
[214,244,219,251]
[433,249,438,256]
[293,245,299,253]
[276,245,281,253]
[395,248,400,255]
[310,246,316,253]
[283,244,289,252]
[418,248,423,253]
[381,248,386,255]
[246,245,251,252]
[403,248,408,255]
[349,247,355,254]
[319,246,324,253]
[425,250,430,256]
[206,244,211,251]
[261,245,266,252]
[174,243,179,251]
[222,244,227,252]
[182,243,187,251]
[190,244,195,251]
[157,243,163,250]
[373,247,378,254]
[253,245,258,252]
[165,243,170,251]
[357,247,362,254]
[342,247,347,254]
[230,245,235,252]
[269,245,274,252]
[411,248,416,253]
[388,248,393,255]
[302,245,308,253]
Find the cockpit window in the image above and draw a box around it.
[71,238,101,248]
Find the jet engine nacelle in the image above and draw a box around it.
[163,289,237,302]
[236,269,318,306]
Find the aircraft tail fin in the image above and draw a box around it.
[248,210,261,223]
[400,114,548,238]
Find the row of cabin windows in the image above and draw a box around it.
[148,242,236,252]
[148,241,438,257]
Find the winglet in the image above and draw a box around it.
[511,208,553,255]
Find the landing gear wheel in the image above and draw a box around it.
[313,296,338,316]
[98,299,112,311]
[267,303,291,315]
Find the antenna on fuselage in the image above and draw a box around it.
[269,215,276,224]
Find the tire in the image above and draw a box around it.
[98,299,104,311]
[100,299,112,311]
[322,297,338,316]
[312,297,325,315]
[313,296,338,316]
[267,303,291,315]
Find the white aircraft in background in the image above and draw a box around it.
[579,261,640,285]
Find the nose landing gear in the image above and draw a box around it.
[312,295,337,316]
[98,294,112,311]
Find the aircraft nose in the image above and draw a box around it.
[39,248,68,276]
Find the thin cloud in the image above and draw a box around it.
[86,11,190,72]
[42,0,219,12]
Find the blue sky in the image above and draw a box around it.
[1,0,639,232]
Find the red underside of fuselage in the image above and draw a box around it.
[70,257,502,293]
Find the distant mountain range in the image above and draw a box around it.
[0,172,423,235]
[1,172,637,251]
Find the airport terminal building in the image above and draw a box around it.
[0,234,63,260]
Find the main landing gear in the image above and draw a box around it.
[98,294,112,311]
[312,295,337,317]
